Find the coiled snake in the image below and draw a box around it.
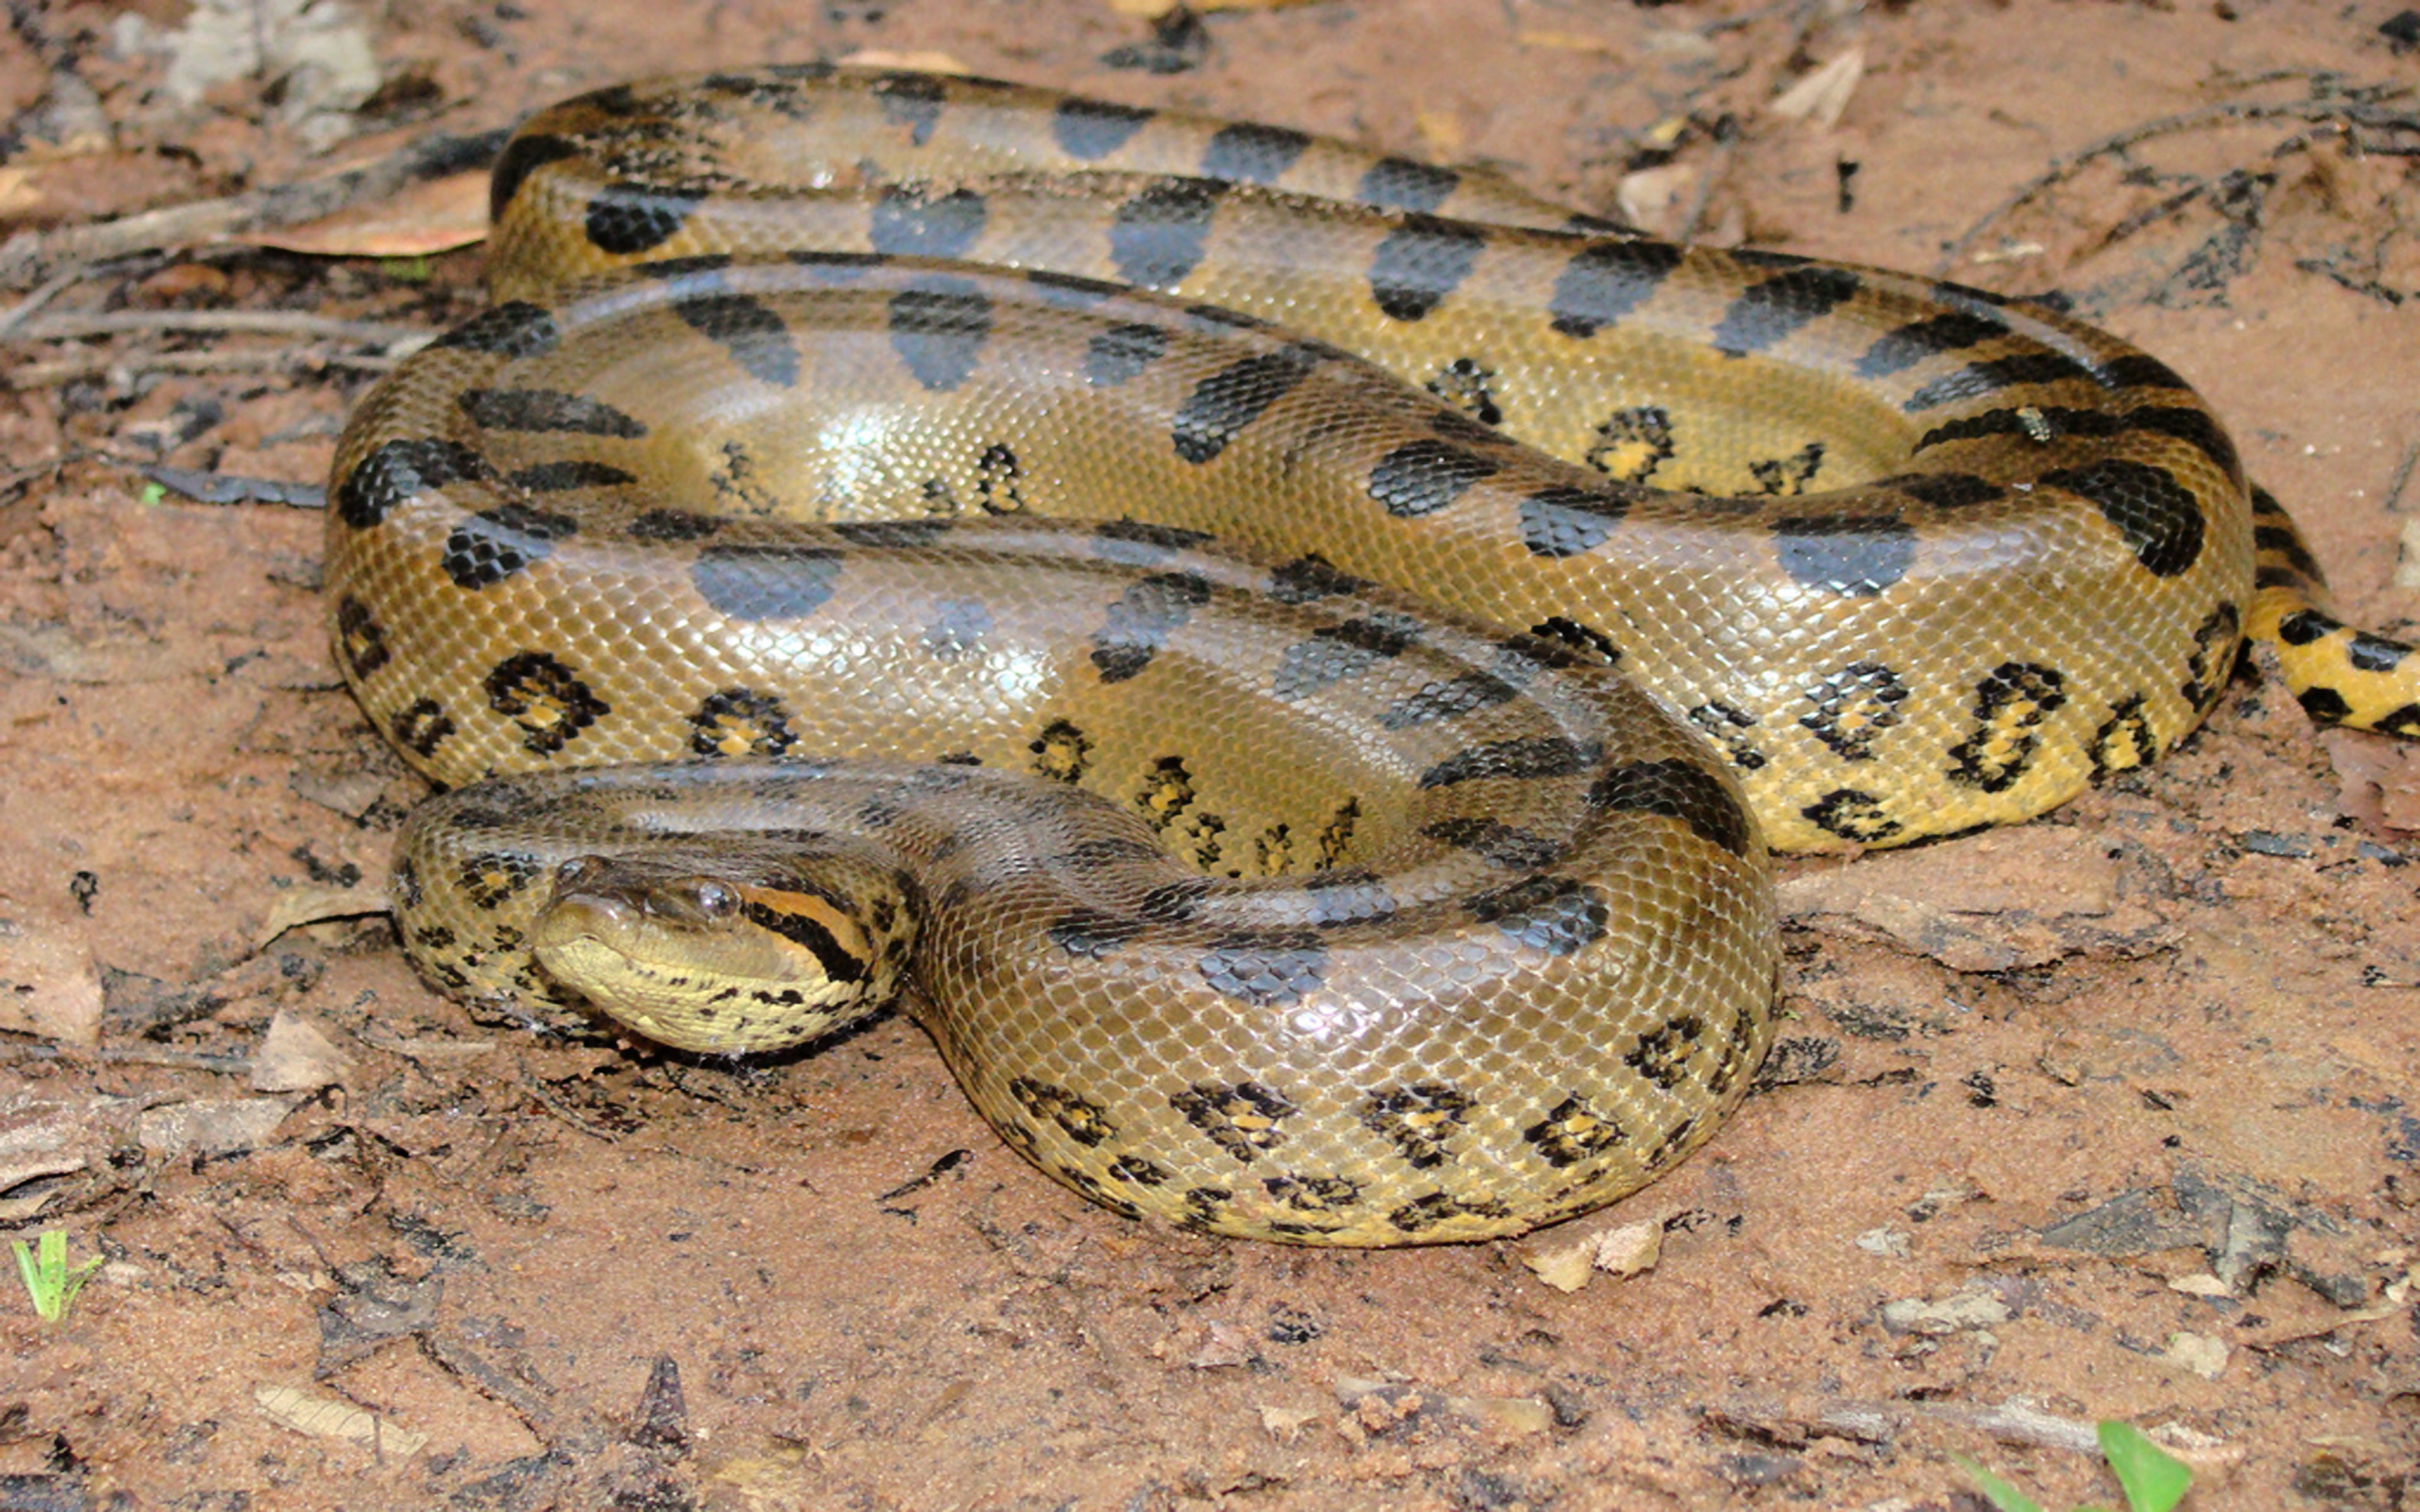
[328,67,2419,1245]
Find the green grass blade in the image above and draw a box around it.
[1950,1452,2048,1512]
[2099,1421,2192,1512]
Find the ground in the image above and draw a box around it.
[0,1,2416,1508]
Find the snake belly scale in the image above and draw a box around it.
[327,66,2419,1246]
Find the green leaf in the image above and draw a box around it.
[2099,1421,2192,1512]
[1950,1452,2047,1512]
[12,1230,103,1324]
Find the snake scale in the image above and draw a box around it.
[327,66,2420,1245]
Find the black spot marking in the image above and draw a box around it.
[1201,122,1310,183]
[2091,694,2158,776]
[1799,660,1910,761]
[1269,612,1422,699]
[2253,524,2324,583]
[1367,214,1485,321]
[1388,1191,1512,1234]
[458,387,645,438]
[887,278,994,391]
[1367,440,1498,517]
[868,185,988,259]
[1109,178,1225,289]
[1518,484,1635,558]
[335,595,387,679]
[676,291,800,387]
[442,502,577,588]
[1009,1077,1117,1147]
[870,72,946,144]
[1426,356,1502,427]
[1947,662,2067,792]
[1361,1083,1473,1169]
[1197,934,1327,1007]
[2182,601,2240,714]
[1711,265,1862,357]
[740,900,867,983]
[2277,608,2339,645]
[391,697,454,759]
[432,301,559,358]
[1772,513,1916,596]
[584,183,707,256]
[1421,817,1562,871]
[1170,343,1323,464]
[1085,322,1172,386]
[1030,718,1092,783]
[1092,571,1213,682]
[1748,442,1825,496]
[1524,1094,1626,1168]
[2349,631,2409,674]
[1046,908,1144,959]
[334,438,492,529]
[1357,157,1460,213]
[1627,1015,1705,1091]
[1884,471,2005,510]
[1549,241,1685,338]
[2038,458,2205,577]
[1419,737,1599,789]
[976,440,1025,515]
[489,134,580,220]
[690,688,795,758]
[1093,518,1214,565]
[628,509,723,541]
[1585,405,1675,484]
[483,651,609,755]
[689,544,843,621]
[1916,404,2238,481]
[2297,685,2354,725]
[833,518,955,549]
[507,459,634,493]
[1903,351,2095,411]
[1172,1080,1298,1160]
[1468,875,1610,955]
[1267,554,1366,604]
[1381,672,1519,728]
[1852,311,2008,379]
[1052,96,1155,159]
[1688,701,1765,772]
[1587,758,1754,857]
[458,850,544,911]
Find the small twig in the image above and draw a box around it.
[7,308,433,346]
[1937,95,2419,274]
[0,123,509,290]
[139,465,327,508]
[6,345,403,389]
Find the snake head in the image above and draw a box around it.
[530,849,908,1055]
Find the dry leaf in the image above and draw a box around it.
[1768,49,1864,130]
[0,926,101,1048]
[248,169,488,257]
[254,1383,429,1458]
[252,1009,349,1094]
[1257,1403,1320,1441]
[255,883,387,951]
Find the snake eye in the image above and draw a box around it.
[692,879,740,919]
[555,856,608,890]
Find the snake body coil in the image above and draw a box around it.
[328,67,2419,1245]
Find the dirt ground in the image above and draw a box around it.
[0,1,2416,1508]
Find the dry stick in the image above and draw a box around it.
[6,345,404,389]
[6,307,433,346]
[0,124,509,290]
[1935,95,2420,275]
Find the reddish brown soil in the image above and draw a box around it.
[1,3,2416,1508]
